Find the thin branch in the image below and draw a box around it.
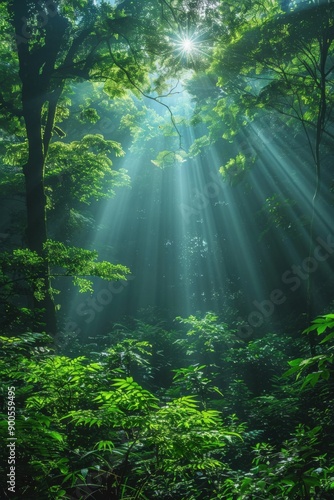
[297,92,316,163]
[106,40,183,149]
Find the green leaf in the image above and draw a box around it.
[94,440,114,452]
[46,431,64,442]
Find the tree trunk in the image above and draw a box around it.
[306,32,331,355]
[10,0,69,335]
[22,97,57,335]
[10,0,91,335]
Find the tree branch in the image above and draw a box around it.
[107,40,183,149]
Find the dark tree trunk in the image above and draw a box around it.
[306,31,332,355]
[9,0,94,335]
[10,0,69,335]
[23,100,47,253]
[22,98,57,335]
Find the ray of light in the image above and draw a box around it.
[59,83,334,341]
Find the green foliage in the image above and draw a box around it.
[0,330,241,499]
[186,1,334,188]
[172,364,223,409]
[219,152,255,185]
[1,314,334,498]
[46,134,129,205]
[151,149,187,169]
[258,194,306,241]
[0,241,129,301]
[221,425,334,499]
[284,314,334,389]
[0,331,53,360]
[79,106,100,124]
[176,312,241,355]
[102,339,152,375]
[44,240,130,293]
[260,195,297,227]
[304,313,334,340]
[0,242,130,334]
[0,248,47,307]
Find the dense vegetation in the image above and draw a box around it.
[1,315,334,498]
[1,0,334,498]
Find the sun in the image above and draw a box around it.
[181,38,194,53]
[173,33,201,60]
[172,30,209,66]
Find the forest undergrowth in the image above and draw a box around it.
[1,313,334,499]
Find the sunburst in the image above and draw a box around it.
[173,33,203,62]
